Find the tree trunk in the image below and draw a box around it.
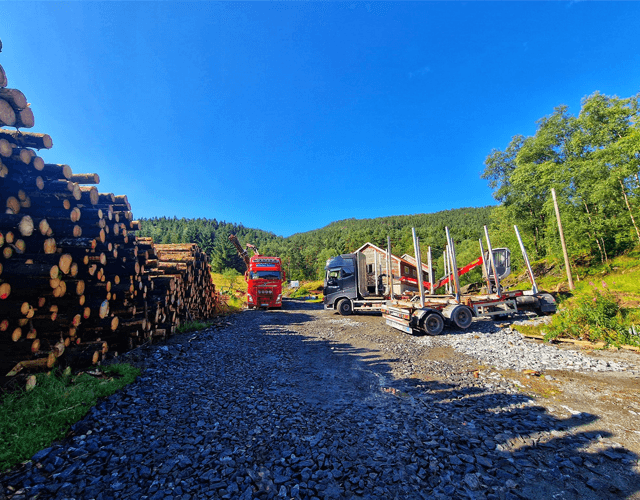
[619,179,640,244]
[582,201,606,263]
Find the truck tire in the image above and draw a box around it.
[443,304,473,329]
[422,313,444,335]
[452,306,473,329]
[338,299,353,316]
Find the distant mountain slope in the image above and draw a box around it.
[139,206,495,280]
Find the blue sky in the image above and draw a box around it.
[2,2,640,237]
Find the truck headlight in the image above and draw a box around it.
[247,295,254,303]
[276,294,282,303]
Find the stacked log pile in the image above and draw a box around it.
[0,39,220,388]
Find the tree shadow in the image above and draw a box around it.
[256,309,640,499]
[1,306,638,500]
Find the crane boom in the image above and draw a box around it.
[228,234,250,268]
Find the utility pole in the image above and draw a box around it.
[551,188,575,291]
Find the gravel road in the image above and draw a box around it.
[2,299,639,500]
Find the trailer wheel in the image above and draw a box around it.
[451,305,473,329]
[422,313,444,335]
[338,299,353,316]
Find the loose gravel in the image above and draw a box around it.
[1,300,639,500]
[429,317,639,375]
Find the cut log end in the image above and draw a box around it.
[99,300,109,319]
[43,238,56,254]
[58,254,73,274]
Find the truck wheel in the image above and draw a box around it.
[422,313,444,335]
[451,305,473,329]
[338,299,353,316]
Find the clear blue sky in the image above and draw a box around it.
[2,2,639,237]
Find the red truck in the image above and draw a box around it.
[229,235,285,309]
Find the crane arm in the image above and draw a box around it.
[228,234,251,268]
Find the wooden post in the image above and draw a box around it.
[619,179,640,244]
[551,187,575,291]
[374,252,379,295]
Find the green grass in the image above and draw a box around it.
[509,248,640,347]
[176,320,216,333]
[0,364,140,473]
[210,270,248,295]
[285,280,324,299]
[210,271,247,313]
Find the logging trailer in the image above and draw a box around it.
[324,225,556,335]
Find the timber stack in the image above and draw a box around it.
[0,39,220,389]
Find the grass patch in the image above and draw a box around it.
[543,287,640,347]
[210,270,248,295]
[285,280,324,299]
[506,249,640,347]
[0,364,140,473]
[210,271,247,313]
[176,320,216,333]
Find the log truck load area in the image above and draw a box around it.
[324,225,556,335]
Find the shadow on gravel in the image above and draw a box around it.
[281,298,325,311]
[2,302,637,500]
[262,305,640,499]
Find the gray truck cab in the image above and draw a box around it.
[324,252,378,313]
[323,254,358,312]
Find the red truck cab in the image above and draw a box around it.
[246,256,285,309]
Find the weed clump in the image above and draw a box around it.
[544,285,640,347]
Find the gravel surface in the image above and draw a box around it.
[1,299,639,500]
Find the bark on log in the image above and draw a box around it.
[0,258,60,279]
[0,137,12,157]
[0,89,28,110]
[98,193,115,204]
[0,129,53,150]
[0,98,16,127]
[0,214,34,236]
[15,108,34,129]
[5,355,56,377]
[41,163,72,178]
[56,343,103,369]
[69,173,100,185]
[0,64,7,88]
[79,185,99,205]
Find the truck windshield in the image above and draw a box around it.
[327,269,340,280]
[250,270,281,280]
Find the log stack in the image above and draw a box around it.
[0,38,221,389]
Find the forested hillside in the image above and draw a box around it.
[141,91,640,283]
[482,91,640,265]
[138,207,494,281]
